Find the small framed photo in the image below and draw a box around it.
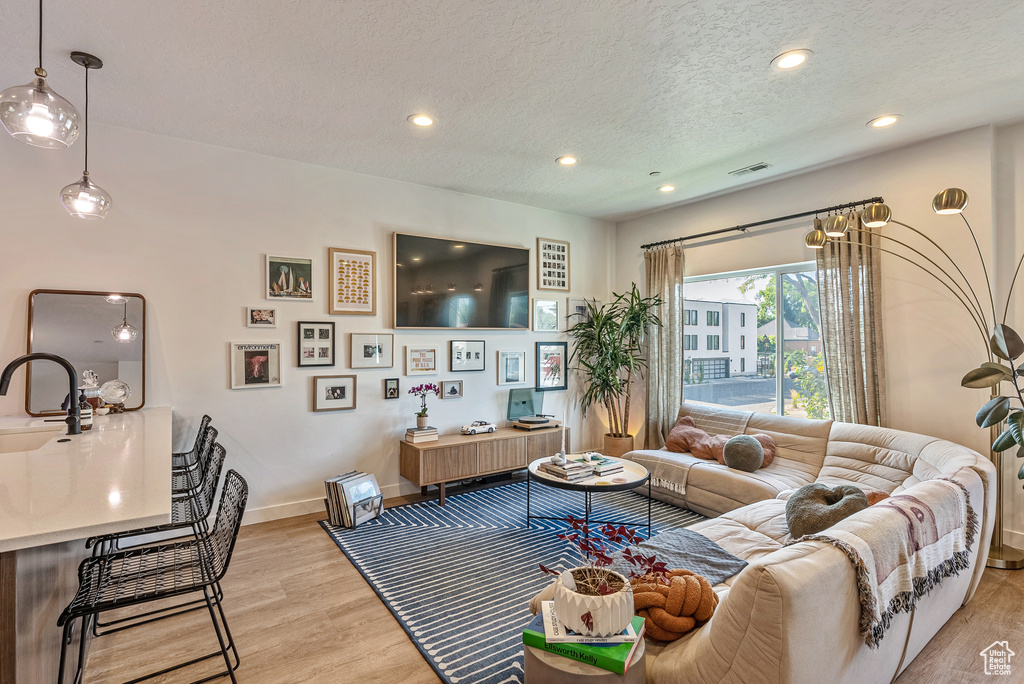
[450,340,485,372]
[441,380,464,399]
[329,247,376,315]
[537,238,570,291]
[246,307,277,328]
[566,298,590,324]
[313,375,356,411]
[267,255,314,301]
[230,341,282,389]
[536,341,567,391]
[497,350,527,385]
[406,346,438,376]
[384,378,400,399]
[351,333,394,369]
[533,299,559,332]
[297,322,335,367]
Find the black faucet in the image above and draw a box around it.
[0,353,81,435]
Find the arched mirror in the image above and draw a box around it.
[26,289,146,416]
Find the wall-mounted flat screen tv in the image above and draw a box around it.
[394,233,530,329]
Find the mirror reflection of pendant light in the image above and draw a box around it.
[60,52,111,219]
[474,283,483,291]
[0,0,80,148]
[112,300,138,343]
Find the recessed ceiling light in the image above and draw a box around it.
[771,49,813,70]
[412,257,421,261]
[556,156,577,166]
[867,114,902,128]
[659,185,675,193]
[453,244,465,249]
[408,114,434,127]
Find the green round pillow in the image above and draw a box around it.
[786,483,869,538]
[723,435,763,472]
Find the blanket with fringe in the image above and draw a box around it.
[788,478,978,648]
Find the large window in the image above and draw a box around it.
[683,263,828,418]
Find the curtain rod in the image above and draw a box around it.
[640,196,884,250]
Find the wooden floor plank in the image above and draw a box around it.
[82,507,1024,683]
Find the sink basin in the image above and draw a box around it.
[0,424,65,454]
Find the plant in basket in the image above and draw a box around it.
[539,515,668,636]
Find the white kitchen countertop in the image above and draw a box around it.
[0,406,172,553]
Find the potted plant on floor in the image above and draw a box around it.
[567,284,662,457]
[409,383,440,428]
[540,516,667,636]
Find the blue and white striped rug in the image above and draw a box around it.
[319,481,705,684]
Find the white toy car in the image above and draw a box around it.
[462,420,497,435]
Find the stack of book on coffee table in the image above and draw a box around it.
[522,601,645,675]
[537,459,592,482]
[582,455,624,477]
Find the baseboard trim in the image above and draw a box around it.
[241,482,415,525]
[1003,528,1024,551]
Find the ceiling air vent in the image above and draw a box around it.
[728,162,772,177]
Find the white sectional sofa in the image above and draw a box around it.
[621,403,996,684]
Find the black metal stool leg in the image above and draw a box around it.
[202,586,238,684]
[75,615,88,684]
[57,620,73,684]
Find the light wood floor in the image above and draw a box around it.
[84,499,1024,684]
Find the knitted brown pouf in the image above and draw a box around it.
[630,569,719,641]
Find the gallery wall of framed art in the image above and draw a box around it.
[329,247,376,315]
[230,341,283,389]
[313,375,356,411]
[267,255,314,301]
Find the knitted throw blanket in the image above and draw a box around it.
[684,402,752,437]
[788,478,978,649]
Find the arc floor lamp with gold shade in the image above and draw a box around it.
[806,188,1024,570]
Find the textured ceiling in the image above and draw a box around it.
[2,0,1023,220]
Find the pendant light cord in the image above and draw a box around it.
[83,65,89,173]
[38,0,43,70]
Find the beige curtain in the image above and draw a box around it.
[644,245,685,448]
[816,212,888,426]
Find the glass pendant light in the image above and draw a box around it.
[60,52,111,219]
[0,0,80,148]
[112,300,138,343]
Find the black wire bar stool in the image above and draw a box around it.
[57,469,249,684]
[172,414,213,470]
[172,425,219,495]
[86,441,230,634]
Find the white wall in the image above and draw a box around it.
[617,125,1024,543]
[0,124,614,522]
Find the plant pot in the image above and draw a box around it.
[416,415,428,429]
[552,568,634,637]
[603,434,635,458]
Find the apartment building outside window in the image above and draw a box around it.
[683,262,828,419]
[683,334,698,351]
[684,309,698,326]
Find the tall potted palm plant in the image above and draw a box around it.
[567,284,662,457]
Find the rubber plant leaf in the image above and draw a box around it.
[990,324,1024,361]
[961,366,1007,388]
[1010,412,1024,446]
[993,428,1017,452]
[977,396,1011,428]
[982,361,1014,377]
